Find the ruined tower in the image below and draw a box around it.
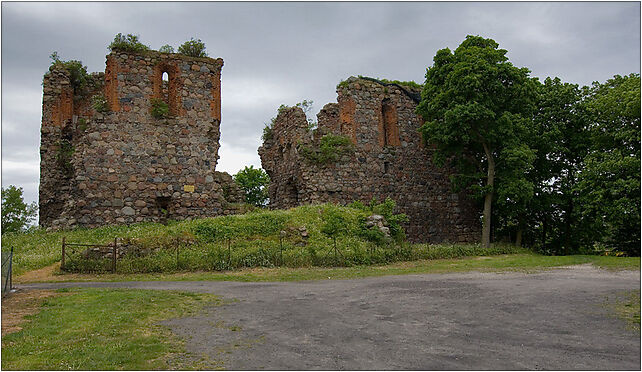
[259,77,481,243]
[39,49,242,229]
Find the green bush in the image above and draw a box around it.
[178,38,207,57]
[91,94,109,113]
[261,125,273,142]
[150,98,170,119]
[158,44,174,53]
[48,51,89,95]
[108,33,150,53]
[299,134,355,165]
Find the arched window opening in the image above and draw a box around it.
[161,72,170,105]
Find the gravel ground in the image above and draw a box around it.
[20,266,641,370]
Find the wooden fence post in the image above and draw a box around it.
[112,238,117,273]
[61,237,66,270]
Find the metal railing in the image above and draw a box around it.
[2,247,14,297]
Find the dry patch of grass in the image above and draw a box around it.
[1,290,62,336]
[14,263,60,284]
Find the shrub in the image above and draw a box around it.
[262,125,273,141]
[91,94,109,113]
[350,197,409,243]
[108,33,150,53]
[56,140,75,175]
[150,98,169,119]
[48,51,89,95]
[178,38,207,57]
[299,134,355,165]
[158,44,174,53]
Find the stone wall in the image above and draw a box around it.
[39,50,243,229]
[259,77,481,243]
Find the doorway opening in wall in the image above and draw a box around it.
[285,178,299,206]
[156,196,171,223]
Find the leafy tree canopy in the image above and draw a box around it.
[2,186,37,234]
[416,35,538,247]
[233,166,270,207]
[576,73,640,255]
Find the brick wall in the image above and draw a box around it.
[259,77,481,243]
[39,50,243,229]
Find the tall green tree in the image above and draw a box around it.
[526,77,590,254]
[576,74,640,255]
[416,35,537,247]
[1,186,38,234]
[233,166,270,207]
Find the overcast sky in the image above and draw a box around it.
[1,1,640,205]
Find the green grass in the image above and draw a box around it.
[3,204,639,278]
[28,253,640,283]
[605,290,641,332]
[2,204,523,275]
[1,288,220,370]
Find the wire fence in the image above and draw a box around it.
[2,247,14,297]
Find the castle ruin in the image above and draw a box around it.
[259,77,481,243]
[39,49,243,229]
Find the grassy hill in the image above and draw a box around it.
[2,203,522,275]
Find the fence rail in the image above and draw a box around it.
[62,237,118,273]
[2,247,14,297]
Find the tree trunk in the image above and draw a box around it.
[515,215,524,247]
[542,214,547,251]
[482,143,495,249]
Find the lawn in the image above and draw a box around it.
[1,288,221,370]
[15,253,640,283]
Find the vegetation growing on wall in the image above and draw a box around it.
[91,94,110,113]
[299,134,355,165]
[158,44,174,53]
[108,33,150,53]
[47,51,90,97]
[150,98,170,119]
[56,140,75,176]
[178,38,208,57]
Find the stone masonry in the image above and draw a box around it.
[259,77,481,243]
[39,49,243,229]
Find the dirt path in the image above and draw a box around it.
[18,267,641,370]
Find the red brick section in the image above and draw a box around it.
[104,56,120,112]
[210,70,222,121]
[380,99,400,147]
[338,96,357,144]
